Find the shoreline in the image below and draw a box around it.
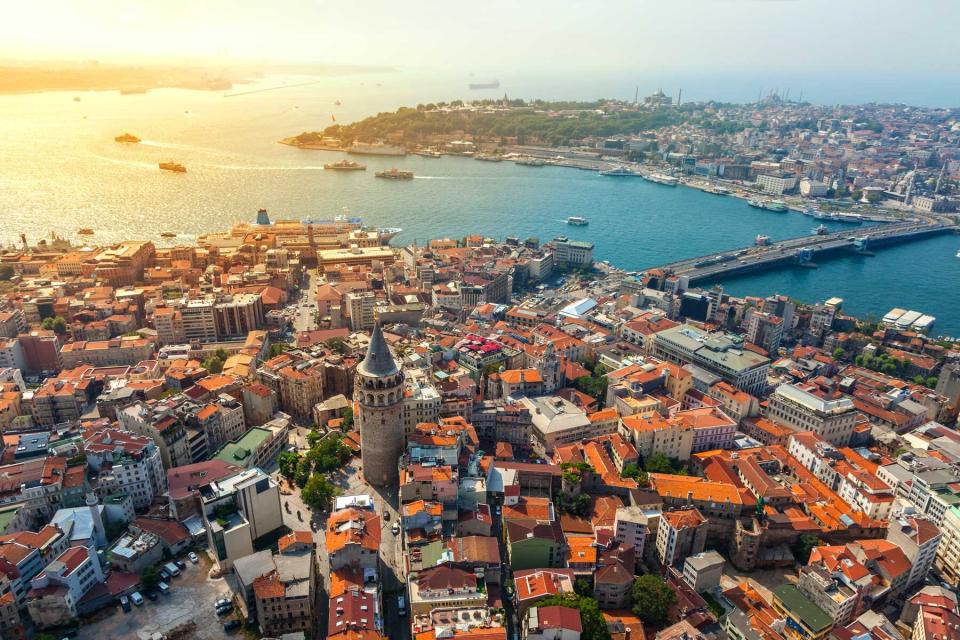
[279,136,916,224]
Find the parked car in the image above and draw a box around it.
[120,595,131,612]
[223,619,242,632]
[158,581,170,595]
[215,597,232,609]
[175,559,186,570]
[146,590,158,601]
[130,592,144,606]
[159,568,171,580]
[216,602,234,616]
[188,552,199,564]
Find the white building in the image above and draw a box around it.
[84,428,167,509]
[766,384,857,446]
[756,173,797,195]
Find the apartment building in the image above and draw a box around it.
[652,325,770,395]
[766,384,857,446]
[59,336,155,369]
[117,400,192,469]
[84,428,167,509]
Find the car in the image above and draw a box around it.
[188,552,199,564]
[158,581,170,595]
[215,597,232,608]
[216,602,234,616]
[146,590,159,601]
[159,568,171,580]
[120,595,131,612]
[130,591,144,606]
[223,619,242,632]
[175,559,186,570]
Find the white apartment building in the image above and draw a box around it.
[84,428,167,509]
[766,383,857,446]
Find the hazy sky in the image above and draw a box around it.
[3,0,958,76]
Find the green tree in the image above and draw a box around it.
[325,337,349,355]
[621,463,649,486]
[278,451,299,480]
[0,265,13,281]
[631,574,676,625]
[832,347,845,361]
[537,593,611,640]
[301,473,341,510]
[307,428,323,448]
[141,566,160,591]
[643,453,685,475]
[926,376,939,388]
[792,533,823,564]
[268,343,290,359]
[341,407,355,431]
[52,316,67,334]
[41,317,54,330]
[203,355,225,374]
[574,577,593,597]
[294,457,312,487]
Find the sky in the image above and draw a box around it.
[3,0,959,78]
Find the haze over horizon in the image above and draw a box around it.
[4,0,959,81]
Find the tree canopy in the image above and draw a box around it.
[301,473,340,510]
[632,574,676,625]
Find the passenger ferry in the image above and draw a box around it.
[644,173,679,187]
[599,165,640,177]
[566,216,589,226]
[748,198,788,212]
[324,160,366,171]
[375,169,414,180]
[159,162,186,173]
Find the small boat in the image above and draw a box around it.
[415,150,442,158]
[323,160,366,171]
[599,165,640,177]
[159,161,187,173]
[379,227,403,243]
[160,232,177,238]
[708,186,730,195]
[115,133,141,144]
[78,228,94,235]
[567,216,589,226]
[375,168,414,180]
[813,224,828,235]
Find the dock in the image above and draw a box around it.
[647,217,955,285]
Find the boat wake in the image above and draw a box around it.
[89,154,157,169]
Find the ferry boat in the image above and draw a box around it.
[78,228,94,236]
[566,216,589,226]
[469,80,500,90]
[115,133,141,144]
[160,231,177,238]
[415,150,442,158]
[475,154,503,162]
[375,169,414,180]
[379,227,403,243]
[324,160,366,171]
[755,234,771,246]
[159,162,187,173]
[644,173,679,187]
[748,198,788,212]
[956,250,960,259]
[347,142,406,157]
[708,186,731,195]
[599,165,640,177]
[813,224,828,235]
[515,157,546,167]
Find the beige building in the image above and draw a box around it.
[619,413,693,461]
[59,336,155,369]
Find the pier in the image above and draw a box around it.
[648,217,956,285]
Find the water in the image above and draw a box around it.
[1,73,958,336]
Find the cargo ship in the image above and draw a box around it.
[375,169,414,180]
[115,133,141,143]
[324,160,366,171]
[347,142,406,156]
[159,162,187,173]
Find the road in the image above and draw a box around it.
[293,270,318,333]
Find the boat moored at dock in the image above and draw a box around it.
[599,165,640,177]
[644,173,679,186]
[748,198,788,212]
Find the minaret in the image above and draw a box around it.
[356,324,405,486]
[86,491,106,547]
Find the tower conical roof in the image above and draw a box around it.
[359,324,399,378]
